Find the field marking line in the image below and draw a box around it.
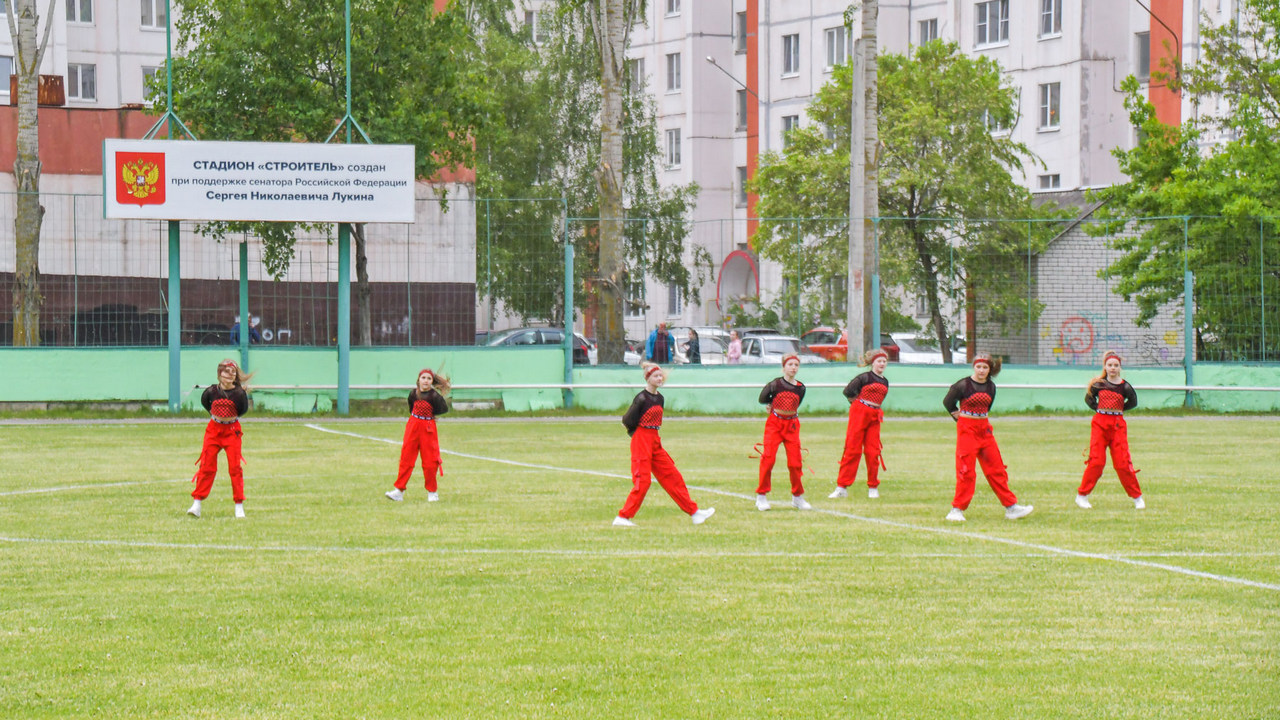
[0,478,191,497]
[305,423,1280,593]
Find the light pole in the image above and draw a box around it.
[705,55,769,154]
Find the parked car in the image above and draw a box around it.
[739,334,828,364]
[889,332,967,364]
[733,326,782,338]
[668,326,731,364]
[485,327,596,365]
[800,327,901,362]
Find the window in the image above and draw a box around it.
[664,128,682,168]
[665,0,680,15]
[666,52,681,92]
[824,26,848,70]
[627,57,646,93]
[782,115,800,147]
[67,63,97,101]
[736,89,748,130]
[736,166,749,207]
[983,108,1011,133]
[1039,0,1061,36]
[919,18,938,45]
[735,12,748,53]
[66,0,93,23]
[523,10,549,44]
[1135,32,1150,81]
[625,276,646,318]
[1037,174,1061,189]
[1038,82,1061,129]
[142,65,163,101]
[782,34,800,76]
[975,0,1009,46]
[667,284,683,317]
[141,0,166,28]
[0,56,10,99]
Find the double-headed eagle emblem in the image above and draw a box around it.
[121,159,161,201]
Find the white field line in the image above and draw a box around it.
[0,478,191,496]
[305,423,1280,592]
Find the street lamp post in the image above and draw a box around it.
[705,55,769,155]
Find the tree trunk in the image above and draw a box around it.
[861,0,879,352]
[353,222,373,346]
[593,0,627,364]
[8,0,55,346]
[911,223,951,362]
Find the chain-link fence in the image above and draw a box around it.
[5,191,1278,366]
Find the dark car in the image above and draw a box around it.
[485,327,593,364]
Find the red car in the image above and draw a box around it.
[800,327,900,362]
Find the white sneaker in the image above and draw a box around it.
[756,494,771,511]
[1005,503,1035,520]
[945,507,966,522]
[1075,494,1092,509]
[1133,496,1145,510]
[612,515,636,527]
[792,495,812,511]
[828,486,848,499]
[234,503,245,519]
[691,507,716,525]
[384,489,404,502]
[427,492,439,502]
[186,500,202,518]
[868,487,880,499]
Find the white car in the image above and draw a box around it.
[739,335,828,364]
[889,332,966,364]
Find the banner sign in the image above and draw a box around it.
[103,139,416,223]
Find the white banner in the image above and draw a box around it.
[103,139,416,223]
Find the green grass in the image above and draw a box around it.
[2,416,1278,719]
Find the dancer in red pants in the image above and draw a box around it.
[1076,350,1144,510]
[188,358,252,519]
[385,368,450,503]
[614,362,715,527]
[756,353,810,511]
[942,354,1034,522]
[830,348,890,500]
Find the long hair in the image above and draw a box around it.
[217,359,254,391]
[973,353,1002,378]
[417,366,452,399]
[1084,351,1121,399]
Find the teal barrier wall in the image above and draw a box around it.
[0,346,564,412]
[572,364,1195,414]
[2,348,1277,412]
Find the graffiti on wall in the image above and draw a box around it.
[1046,312,1180,366]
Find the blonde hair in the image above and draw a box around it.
[858,348,889,367]
[641,361,663,383]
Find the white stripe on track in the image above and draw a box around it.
[0,478,191,497]
[306,424,1280,593]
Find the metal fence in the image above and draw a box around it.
[4,192,1279,366]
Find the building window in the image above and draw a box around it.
[824,26,848,70]
[782,34,800,76]
[1039,0,1062,37]
[67,63,97,101]
[919,18,938,45]
[0,56,11,100]
[975,0,1009,46]
[736,166,749,207]
[523,10,549,44]
[664,128,682,168]
[66,0,93,23]
[626,276,646,318]
[983,107,1011,133]
[141,0,167,28]
[665,0,680,15]
[735,12,748,53]
[1135,32,1150,81]
[1037,174,1061,190]
[736,89,748,130]
[1038,82,1061,129]
[627,57,646,93]
[142,65,162,101]
[666,52,681,92]
[667,284,683,317]
[782,115,800,147]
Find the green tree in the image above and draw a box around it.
[162,0,489,344]
[472,0,709,353]
[1091,0,1280,361]
[751,41,1057,361]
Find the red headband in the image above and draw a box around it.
[418,368,434,378]
[781,353,800,367]
[1102,351,1123,364]
[972,355,991,367]
[644,364,663,380]
[865,348,888,363]
[218,358,239,371]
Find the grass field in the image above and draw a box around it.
[1,415,1278,719]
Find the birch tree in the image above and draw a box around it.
[6,0,56,346]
